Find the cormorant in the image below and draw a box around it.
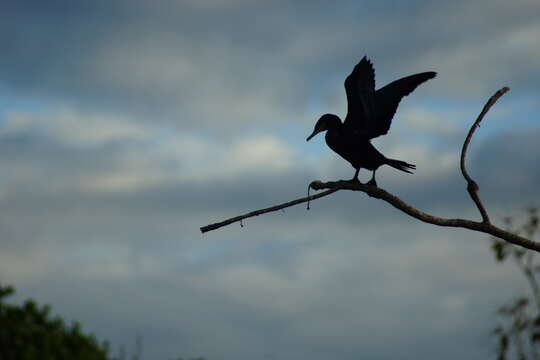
[306,56,436,186]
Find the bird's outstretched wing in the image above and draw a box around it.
[371,71,437,138]
[343,57,376,135]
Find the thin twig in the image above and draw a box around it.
[460,86,510,223]
[200,189,337,233]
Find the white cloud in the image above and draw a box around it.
[400,107,462,137]
[1,108,150,146]
[77,133,297,192]
[229,136,294,171]
[0,106,298,193]
[417,20,540,94]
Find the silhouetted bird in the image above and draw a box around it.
[307,56,436,186]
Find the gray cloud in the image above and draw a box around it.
[2,0,539,133]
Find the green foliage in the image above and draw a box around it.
[490,207,540,360]
[0,283,207,360]
[0,283,110,360]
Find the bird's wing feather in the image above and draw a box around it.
[370,71,437,139]
[343,57,376,134]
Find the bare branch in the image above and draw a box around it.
[308,181,540,252]
[200,87,540,252]
[200,189,337,233]
[460,86,510,223]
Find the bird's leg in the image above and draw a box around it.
[342,168,362,183]
[348,168,361,183]
[366,170,378,187]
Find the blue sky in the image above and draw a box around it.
[1,1,540,359]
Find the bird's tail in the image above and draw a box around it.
[386,158,416,174]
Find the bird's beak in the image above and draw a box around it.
[306,129,320,141]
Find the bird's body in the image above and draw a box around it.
[326,130,385,172]
[307,57,436,185]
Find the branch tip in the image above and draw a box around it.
[460,87,510,224]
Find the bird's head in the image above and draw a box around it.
[306,114,341,141]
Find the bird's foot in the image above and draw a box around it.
[366,179,378,187]
[338,177,363,184]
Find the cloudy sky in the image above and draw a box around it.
[1,1,540,359]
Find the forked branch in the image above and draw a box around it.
[200,87,540,252]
